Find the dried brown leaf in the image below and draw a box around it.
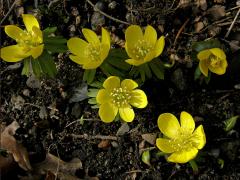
[141,133,157,145]
[98,140,110,148]
[207,5,226,20]
[0,121,32,171]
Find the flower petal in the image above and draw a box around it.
[192,125,206,149]
[129,89,148,108]
[0,45,29,62]
[82,28,100,44]
[67,37,88,57]
[167,148,198,163]
[197,49,211,61]
[32,26,43,43]
[125,25,143,48]
[156,138,175,153]
[125,42,136,59]
[157,113,180,139]
[83,62,101,69]
[99,103,118,123]
[31,44,44,59]
[199,59,209,77]
[22,14,39,32]
[101,27,110,49]
[121,79,138,90]
[144,25,157,46]
[180,111,195,134]
[208,59,228,75]
[154,36,165,57]
[144,51,156,63]
[119,107,135,122]
[96,89,111,104]
[100,44,110,62]
[125,59,144,66]
[210,48,226,60]
[103,76,121,90]
[5,25,24,40]
[69,55,88,65]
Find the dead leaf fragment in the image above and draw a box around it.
[0,121,32,171]
[116,123,130,136]
[207,5,226,20]
[194,21,204,32]
[141,134,157,145]
[10,95,25,110]
[98,140,110,148]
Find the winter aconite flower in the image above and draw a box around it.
[125,25,165,66]
[67,28,110,69]
[156,111,206,163]
[197,48,228,77]
[96,76,148,123]
[0,14,44,62]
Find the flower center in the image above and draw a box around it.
[85,44,101,62]
[168,128,198,152]
[110,87,132,108]
[132,39,153,60]
[208,54,221,68]
[16,30,41,50]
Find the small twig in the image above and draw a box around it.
[65,118,100,128]
[85,0,130,25]
[226,5,240,12]
[173,18,190,46]
[0,0,18,25]
[71,133,118,141]
[225,8,240,38]
[141,147,156,152]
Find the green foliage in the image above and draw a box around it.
[192,39,221,53]
[141,150,151,166]
[194,66,202,80]
[224,115,239,132]
[83,69,96,84]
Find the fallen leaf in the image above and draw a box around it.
[26,75,41,89]
[207,5,226,20]
[69,83,88,103]
[194,21,204,32]
[141,133,157,145]
[0,121,32,171]
[34,153,82,176]
[98,140,110,148]
[116,123,130,136]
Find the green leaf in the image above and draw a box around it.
[139,66,146,82]
[192,39,221,53]
[141,63,152,79]
[91,104,99,109]
[44,35,67,53]
[22,58,31,76]
[31,59,42,78]
[89,81,103,88]
[83,69,96,84]
[204,72,211,84]
[43,27,57,35]
[129,66,139,78]
[189,160,198,174]
[224,115,239,132]
[44,36,67,44]
[88,98,97,104]
[87,89,99,97]
[194,66,202,80]
[38,51,57,78]
[218,158,224,169]
[100,62,125,77]
[149,60,164,80]
[141,150,151,166]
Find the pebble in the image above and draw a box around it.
[22,89,30,97]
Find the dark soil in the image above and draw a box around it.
[1,0,240,179]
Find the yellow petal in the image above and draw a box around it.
[208,59,228,75]
[0,45,29,62]
[82,28,100,44]
[31,44,44,59]
[144,51,156,63]
[32,26,43,43]
[5,25,24,40]
[154,36,165,57]
[125,25,143,48]
[144,25,157,46]
[156,138,175,153]
[99,103,118,123]
[103,76,120,90]
[119,107,135,122]
[100,44,110,61]
[101,27,110,48]
[83,62,101,69]
[180,111,195,133]
[210,48,226,60]
[157,113,180,139]
[125,59,144,66]
[22,14,39,32]
[67,37,88,57]
[125,42,135,59]
[167,148,198,163]
[129,89,148,108]
[199,59,209,77]
[69,55,88,65]
[96,89,111,104]
[192,125,206,149]
[121,79,138,90]
[197,49,211,61]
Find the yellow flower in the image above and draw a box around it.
[156,111,206,164]
[125,25,165,66]
[197,48,228,77]
[67,28,110,69]
[0,14,44,62]
[96,76,148,123]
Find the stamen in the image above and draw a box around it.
[209,54,221,68]
[85,44,101,62]
[110,87,132,108]
[132,39,153,60]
